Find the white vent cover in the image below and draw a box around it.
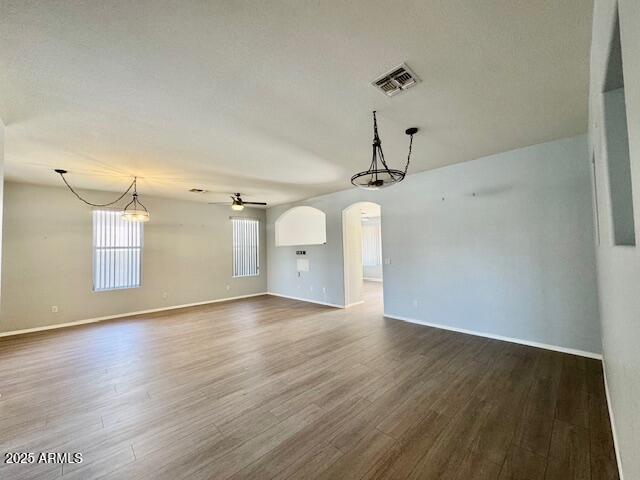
[372,63,420,97]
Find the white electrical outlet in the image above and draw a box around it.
[51,306,58,313]
[412,299,418,308]
[309,285,313,291]
[226,284,230,291]
[162,292,168,299]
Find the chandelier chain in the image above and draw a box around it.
[56,170,137,207]
[403,133,414,175]
[124,179,149,213]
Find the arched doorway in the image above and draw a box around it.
[342,202,383,309]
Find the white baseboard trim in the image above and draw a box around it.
[0,292,269,338]
[363,277,383,283]
[345,300,365,308]
[267,292,344,309]
[383,312,602,360]
[602,360,625,480]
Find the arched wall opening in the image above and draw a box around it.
[342,201,383,308]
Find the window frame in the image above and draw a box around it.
[231,217,260,278]
[92,209,144,292]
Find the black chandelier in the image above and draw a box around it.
[351,111,417,190]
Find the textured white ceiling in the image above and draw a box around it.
[0,0,593,206]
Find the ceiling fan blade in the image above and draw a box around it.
[208,202,230,205]
[242,201,267,205]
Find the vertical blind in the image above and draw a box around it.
[232,217,259,277]
[362,218,382,266]
[93,210,143,291]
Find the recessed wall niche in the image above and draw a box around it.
[275,206,327,246]
[603,12,635,247]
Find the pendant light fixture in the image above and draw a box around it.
[121,178,150,222]
[55,169,150,222]
[351,111,418,190]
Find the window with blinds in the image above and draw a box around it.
[93,210,143,291]
[232,217,259,277]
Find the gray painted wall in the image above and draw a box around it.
[0,182,267,333]
[267,135,601,354]
[590,1,640,478]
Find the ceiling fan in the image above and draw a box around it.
[209,193,267,211]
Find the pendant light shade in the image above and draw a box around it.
[351,111,417,190]
[121,209,150,222]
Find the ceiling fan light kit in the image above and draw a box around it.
[209,193,268,211]
[351,111,418,190]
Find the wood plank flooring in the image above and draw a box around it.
[0,282,619,479]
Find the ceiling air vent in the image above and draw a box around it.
[372,63,420,97]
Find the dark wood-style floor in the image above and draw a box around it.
[0,282,618,480]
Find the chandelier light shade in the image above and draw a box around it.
[351,111,418,190]
[121,209,150,222]
[55,169,150,222]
